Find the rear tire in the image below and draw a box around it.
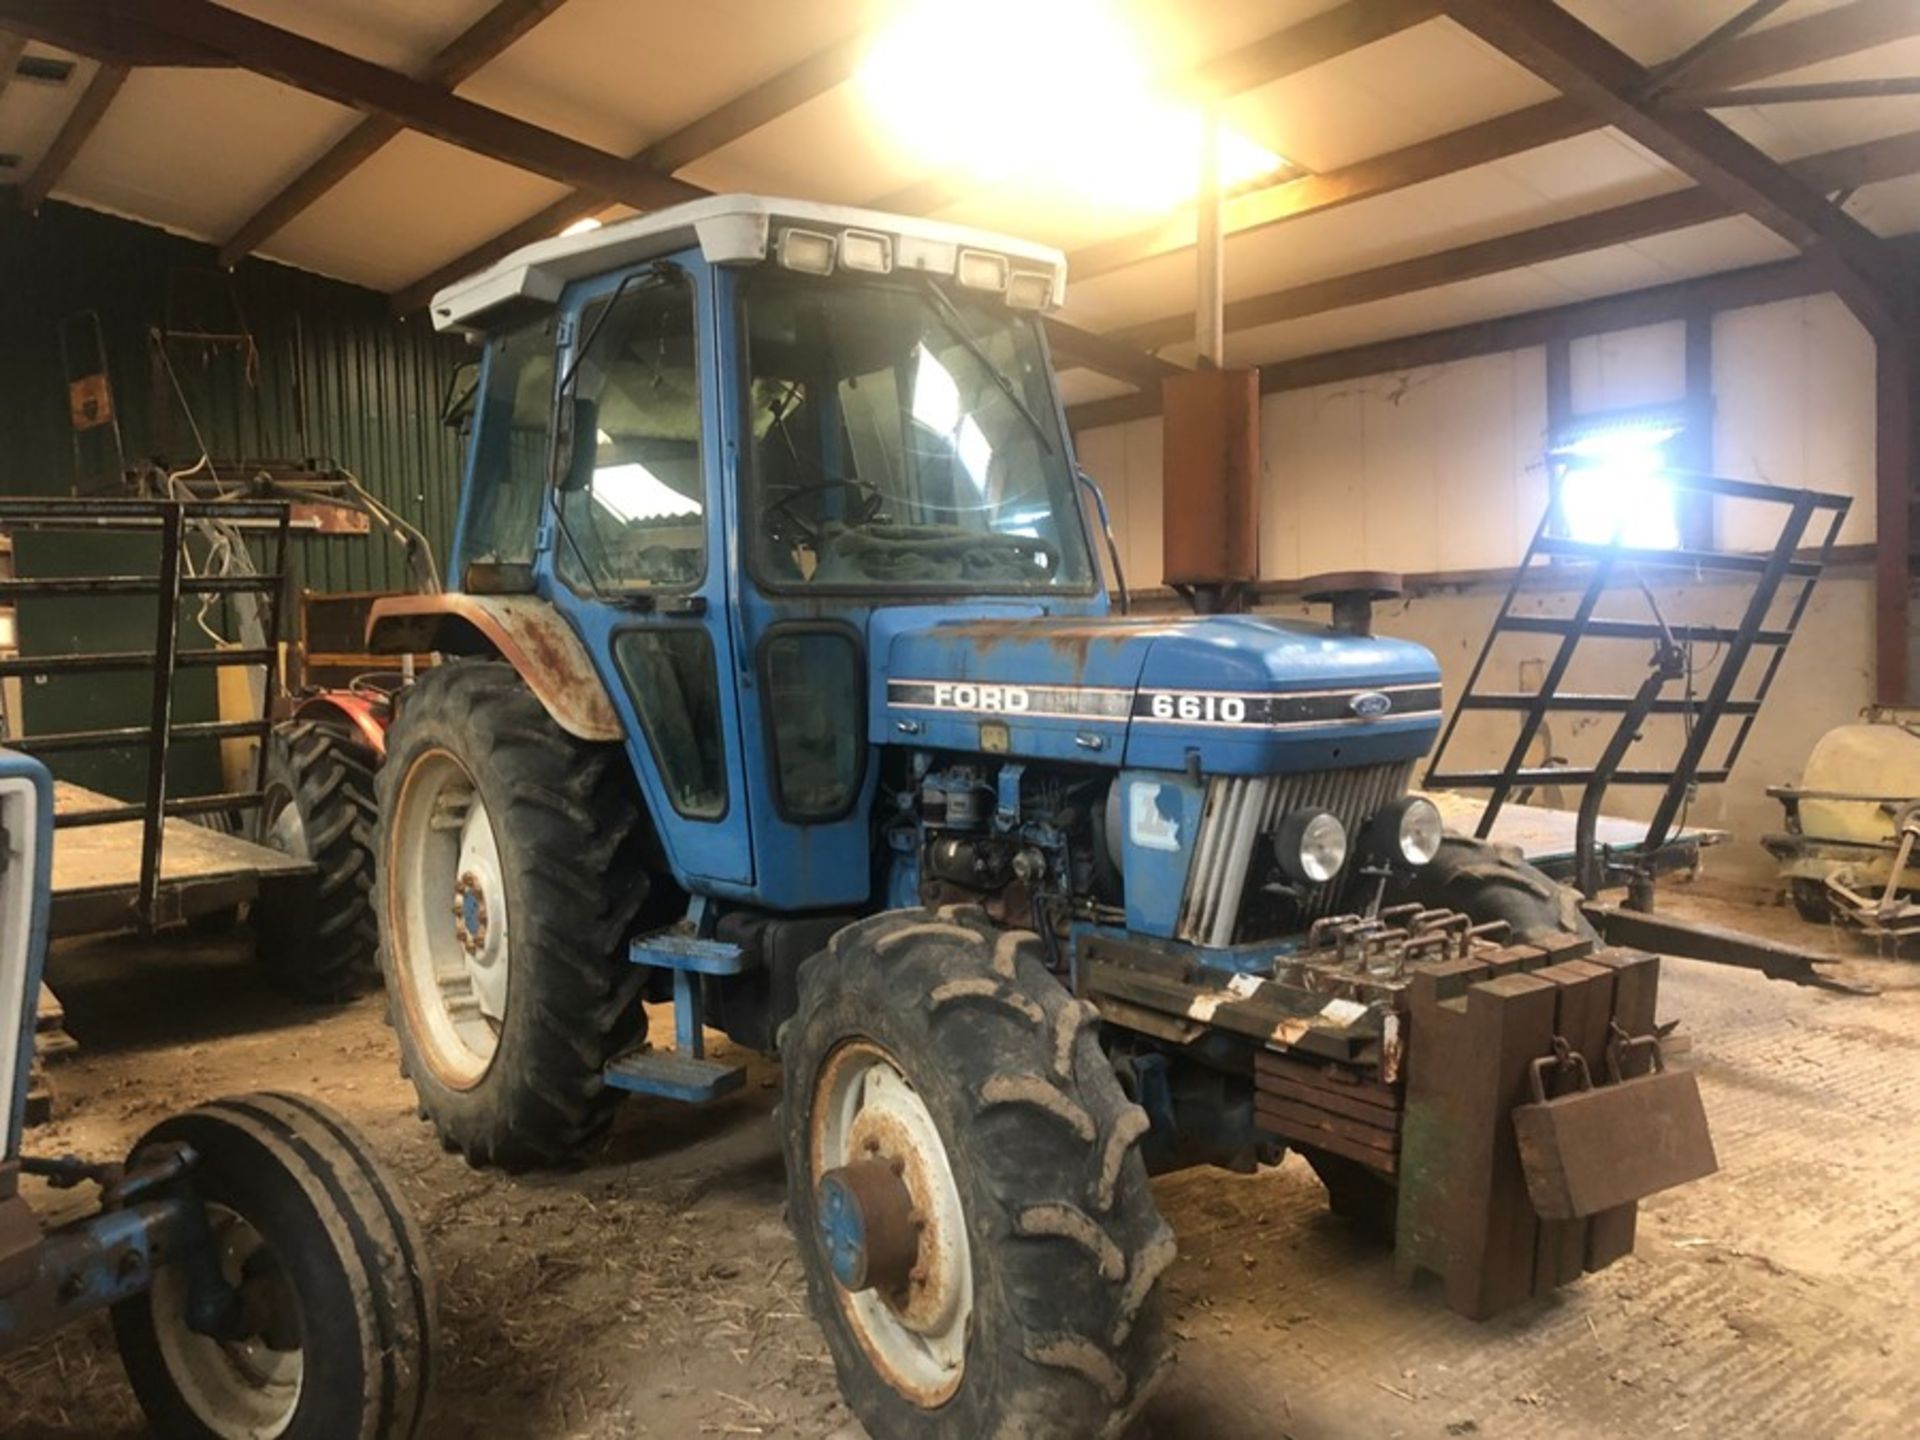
[376,662,654,1171]
[253,722,380,1002]
[1382,834,1595,944]
[111,1094,435,1440]
[783,906,1174,1440]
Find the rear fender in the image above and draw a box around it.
[365,595,622,743]
[291,690,392,759]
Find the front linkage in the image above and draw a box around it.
[1075,903,1718,1320]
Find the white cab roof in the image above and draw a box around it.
[429,193,1069,335]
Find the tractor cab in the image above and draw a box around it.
[421,200,1105,905]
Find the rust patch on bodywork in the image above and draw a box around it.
[927,616,1180,684]
[367,594,621,741]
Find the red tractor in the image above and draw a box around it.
[252,592,412,1001]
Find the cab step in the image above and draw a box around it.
[630,932,750,974]
[605,1049,746,1104]
[615,921,749,1104]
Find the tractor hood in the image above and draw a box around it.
[870,608,1442,775]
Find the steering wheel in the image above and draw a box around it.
[821,522,1062,582]
[764,477,886,546]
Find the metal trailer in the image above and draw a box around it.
[1423,468,1860,987]
[0,495,388,1002]
[0,744,437,1437]
[365,195,1720,1440]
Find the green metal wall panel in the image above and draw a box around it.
[0,201,473,797]
[0,199,471,596]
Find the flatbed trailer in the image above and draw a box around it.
[47,780,312,938]
[1429,791,1723,884]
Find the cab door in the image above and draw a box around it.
[711,265,876,911]
[540,252,755,889]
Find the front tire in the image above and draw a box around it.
[111,1093,436,1440]
[783,907,1174,1440]
[376,662,655,1170]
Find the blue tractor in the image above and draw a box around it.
[368,197,1707,1439]
[0,746,437,1438]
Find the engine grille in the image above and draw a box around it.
[1178,760,1417,948]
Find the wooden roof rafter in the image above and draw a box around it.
[19,60,127,213]
[0,0,705,211]
[216,0,577,269]
[1067,0,1920,291]
[386,27,874,315]
[1442,0,1906,335]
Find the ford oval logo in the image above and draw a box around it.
[1350,691,1393,718]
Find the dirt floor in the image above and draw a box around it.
[5,883,1918,1440]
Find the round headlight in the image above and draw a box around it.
[1374,795,1444,867]
[1273,808,1348,885]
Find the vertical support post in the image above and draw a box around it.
[673,968,706,1060]
[1680,312,1716,548]
[138,504,186,927]
[253,506,293,805]
[1874,331,1913,706]
[1195,103,1224,371]
[1544,337,1572,539]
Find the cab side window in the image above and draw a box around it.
[556,272,705,592]
[461,319,554,573]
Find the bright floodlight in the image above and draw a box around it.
[1557,420,1683,549]
[858,0,1286,215]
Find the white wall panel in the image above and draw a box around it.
[1568,320,1684,413]
[1076,295,1875,580]
[1713,294,1876,550]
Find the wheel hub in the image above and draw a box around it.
[450,802,508,1024]
[810,1043,972,1405]
[389,749,510,1088]
[261,783,307,859]
[452,872,490,955]
[149,1204,303,1440]
[818,1157,920,1295]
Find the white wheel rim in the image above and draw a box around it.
[389,748,508,1088]
[148,1203,304,1440]
[811,1041,974,1406]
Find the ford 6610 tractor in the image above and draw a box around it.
[367,196,1715,1440]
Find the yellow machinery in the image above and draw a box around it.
[1767,709,1920,930]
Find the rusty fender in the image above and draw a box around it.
[366,594,621,742]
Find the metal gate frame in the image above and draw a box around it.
[1426,471,1851,897]
[0,498,291,927]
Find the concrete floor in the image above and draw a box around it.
[4,886,1917,1440]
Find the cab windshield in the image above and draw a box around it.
[741,271,1094,591]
